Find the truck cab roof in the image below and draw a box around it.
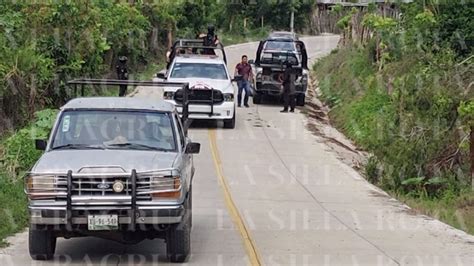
[173,55,225,64]
[62,97,176,112]
[268,31,299,41]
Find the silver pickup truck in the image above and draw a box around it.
[24,81,200,263]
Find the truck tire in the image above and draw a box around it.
[29,227,56,260]
[223,112,236,129]
[166,195,191,263]
[253,93,262,104]
[296,94,306,107]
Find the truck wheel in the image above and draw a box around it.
[29,227,56,260]
[296,94,306,107]
[166,196,191,263]
[253,93,262,104]
[223,112,236,129]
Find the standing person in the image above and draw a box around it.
[279,61,298,112]
[116,56,129,97]
[199,25,220,55]
[234,55,253,108]
[201,25,220,46]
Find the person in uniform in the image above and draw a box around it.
[279,61,298,113]
[199,25,219,55]
[115,56,128,97]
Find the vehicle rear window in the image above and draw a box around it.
[264,41,295,51]
[261,52,299,65]
[170,63,228,80]
[51,110,176,152]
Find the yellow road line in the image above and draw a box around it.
[208,129,262,266]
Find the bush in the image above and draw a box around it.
[315,43,470,198]
[0,108,57,246]
[1,109,58,177]
[0,177,28,247]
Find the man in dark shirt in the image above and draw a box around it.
[234,55,253,107]
[280,61,298,112]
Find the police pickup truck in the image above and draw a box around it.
[251,33,309,106]
[156,39,239,129]
[25,79,200,263]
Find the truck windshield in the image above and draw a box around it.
[264,41,295,51]
[51,110,176,152]
[170,63,228,80]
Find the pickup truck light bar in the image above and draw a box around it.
[168,39,227,65]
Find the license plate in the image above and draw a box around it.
[87,215,118,231]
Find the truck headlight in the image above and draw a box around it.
[148,176,181,199]
[224,93,234,102]
[163,91,175,100]
[25,175,65,200]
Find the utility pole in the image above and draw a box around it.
[290,11,295,33]
[290,0,295,33]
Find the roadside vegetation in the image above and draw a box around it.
[314,1,473,233]
[0,109,57,246]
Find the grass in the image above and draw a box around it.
[0,177,28,247]
[397,191,474,235]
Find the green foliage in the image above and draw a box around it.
[336,14,351,30]
[362,14,397,31]
[219,28,270,46]
[0,177,28,247]
[398,190,474,235]
[0,109,57,245]
[458,101,474,128]
[365,156,380,183]
[314,2,473,230]
[400,2,474,57]
[330,3,343,14]
[0,2,156,130]
[217,0,314,33]
[316,44,470,197]
[1,109,58,176]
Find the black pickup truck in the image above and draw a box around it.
[250,35,309,106]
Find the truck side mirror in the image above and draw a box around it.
[185,142,200,154]
[156,71,166,80]
[248,59,254,64]
[35,139,47,151]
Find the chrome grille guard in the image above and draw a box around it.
[24,167,181,230]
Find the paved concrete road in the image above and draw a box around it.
[2,35,474,266]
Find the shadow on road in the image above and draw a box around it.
[50,237,171,264]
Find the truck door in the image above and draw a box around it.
[255,41,265,66]
[296,41,308,70]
